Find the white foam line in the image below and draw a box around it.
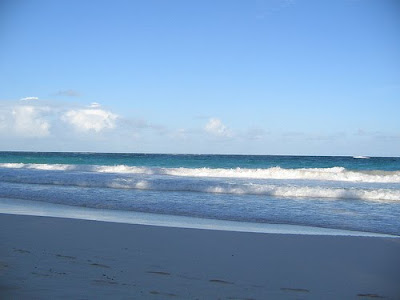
[0,198,397,238]
[2,163,400,183]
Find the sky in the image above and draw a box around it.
[0,0,399,156]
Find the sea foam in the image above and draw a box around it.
[0,168,399,202]
[1,163,400,183]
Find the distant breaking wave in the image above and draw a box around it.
[1,163,400,183]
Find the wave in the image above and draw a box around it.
[0,171,399,202]
[1,163,400,183]
[112,179,399,201]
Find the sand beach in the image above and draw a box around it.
[1,213,399,299]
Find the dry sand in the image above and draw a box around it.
[1,213,400,299]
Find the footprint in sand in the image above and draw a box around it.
[147,271,171,276]
[357,294,386,299]
[55,254,76,260]
[0,262,9,270]
[90,263,111,268]
[209,279,234,285]
[13,248,31,254]
[48,269,67,275]
[149,290,177,297]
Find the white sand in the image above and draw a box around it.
[1,213,400,299]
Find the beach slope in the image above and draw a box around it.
[1,214,399,299]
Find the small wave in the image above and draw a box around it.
[0,173,399,202]
[0,163,76,171]
[1,163,400,183]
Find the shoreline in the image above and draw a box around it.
[0,197,397,238]
[1,213,400,299]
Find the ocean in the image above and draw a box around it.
[0,152,399,235]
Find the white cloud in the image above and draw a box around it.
[89,102,101,108]
[204,118,233,138]
[20,96,39,101]
[12,106,50,137]
[62,106,118,132]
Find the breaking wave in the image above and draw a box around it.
[1,163,400,183]
[0,170,399,203]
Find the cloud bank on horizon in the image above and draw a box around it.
[0,97,398,156]
[1,100,118,136]
[0,98,245,140]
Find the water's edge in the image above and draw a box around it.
[0,197,397,238]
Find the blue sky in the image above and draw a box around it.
[0,0,399,155]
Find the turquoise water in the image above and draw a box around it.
[0,152,399,235]
[1,151,400,170]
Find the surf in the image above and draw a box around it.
[1,163,400,183]
[0,169,399,202]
